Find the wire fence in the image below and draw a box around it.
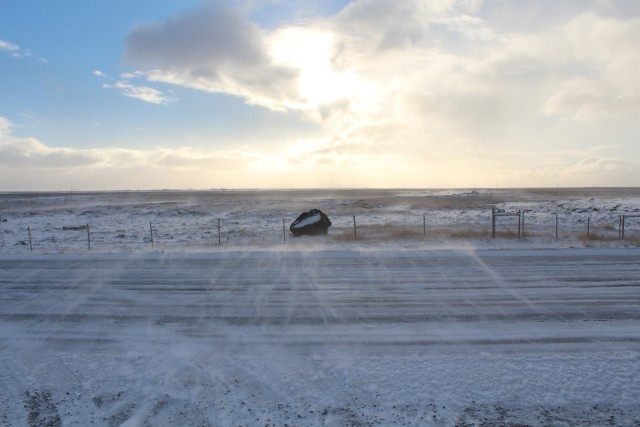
[1,210,639,254]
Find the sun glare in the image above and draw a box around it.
[269,27,363,107]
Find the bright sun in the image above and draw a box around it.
[268,27,363,107]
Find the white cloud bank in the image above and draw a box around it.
[7,0,640,189]
[0,117,258,190]
[1,113,636,191]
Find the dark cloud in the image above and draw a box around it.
[125,2,266,69]
[124,1,301,110]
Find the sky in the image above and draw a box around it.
[1,0,640,190]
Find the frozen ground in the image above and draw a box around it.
[1,189,640,426]
[2,188,640,252]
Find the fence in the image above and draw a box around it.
[1,210,638,254]
[620,214,640,240]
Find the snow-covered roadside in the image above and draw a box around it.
[1,247,639,426]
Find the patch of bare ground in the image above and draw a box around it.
[24,390,61,427]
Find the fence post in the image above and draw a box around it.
[28,226,33,252]
[587,216,590,238]
[491,208,496,238]
[618,215,622,239]
[618,215,621,239]
[518,210,521,238]
[218,219,221,245]
[283,219,286,243]
[87,224,91,251]
[423,214,426,236]
[622,214,626,240]
[149,221,154,248]
[521,211,525,237]
[353,215,357,239]
[555,214,558,239]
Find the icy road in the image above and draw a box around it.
[1,247,639,426]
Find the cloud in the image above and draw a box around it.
[102,79,175,105]
[10,1,640,189]
[0,134,101,171]
[127,2,264,68]
[0,39,20,54]
[0,117,11,135]
[0,38,45,62]
[543,77,640,120]
[84,1,635,187]
[96,69,175,105]
[0,117,102,169]
[0,116,246,171]
[564,156,633,175]
[1,112,638,190]
[0,116,260,190]
[541,12,640,120]
[333,0,486,51]
[125,2,301,111]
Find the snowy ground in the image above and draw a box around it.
[2,188,640,253]
[1,189,640,426]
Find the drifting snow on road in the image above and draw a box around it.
[1,247,639,425]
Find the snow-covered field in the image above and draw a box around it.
[1,189,640,426]
[2,188,640,253]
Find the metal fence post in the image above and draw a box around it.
[353,215,357,239]
[218,219,221,245]
[587,216,590,238]
[283,219,286,243]
[491,208,496,238]
[555,214,558,239]
[87,223,91,250]
[518,210,521,238]
[620,214,640,240]
[28,226,33,252]
[149,221,154,248]
[619,215,622,239]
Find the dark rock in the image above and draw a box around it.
[290,209,332,237]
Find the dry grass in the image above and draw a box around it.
[577,228,640,247]
[329,229,359,242]
[583,232,614,241]
[328,225,424,241]
[324,222,639,245]
[362,225,423,240]
[327,224,492,242]
[623,236,640,247]
[580,233,613,248]
[426,227,490,240]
